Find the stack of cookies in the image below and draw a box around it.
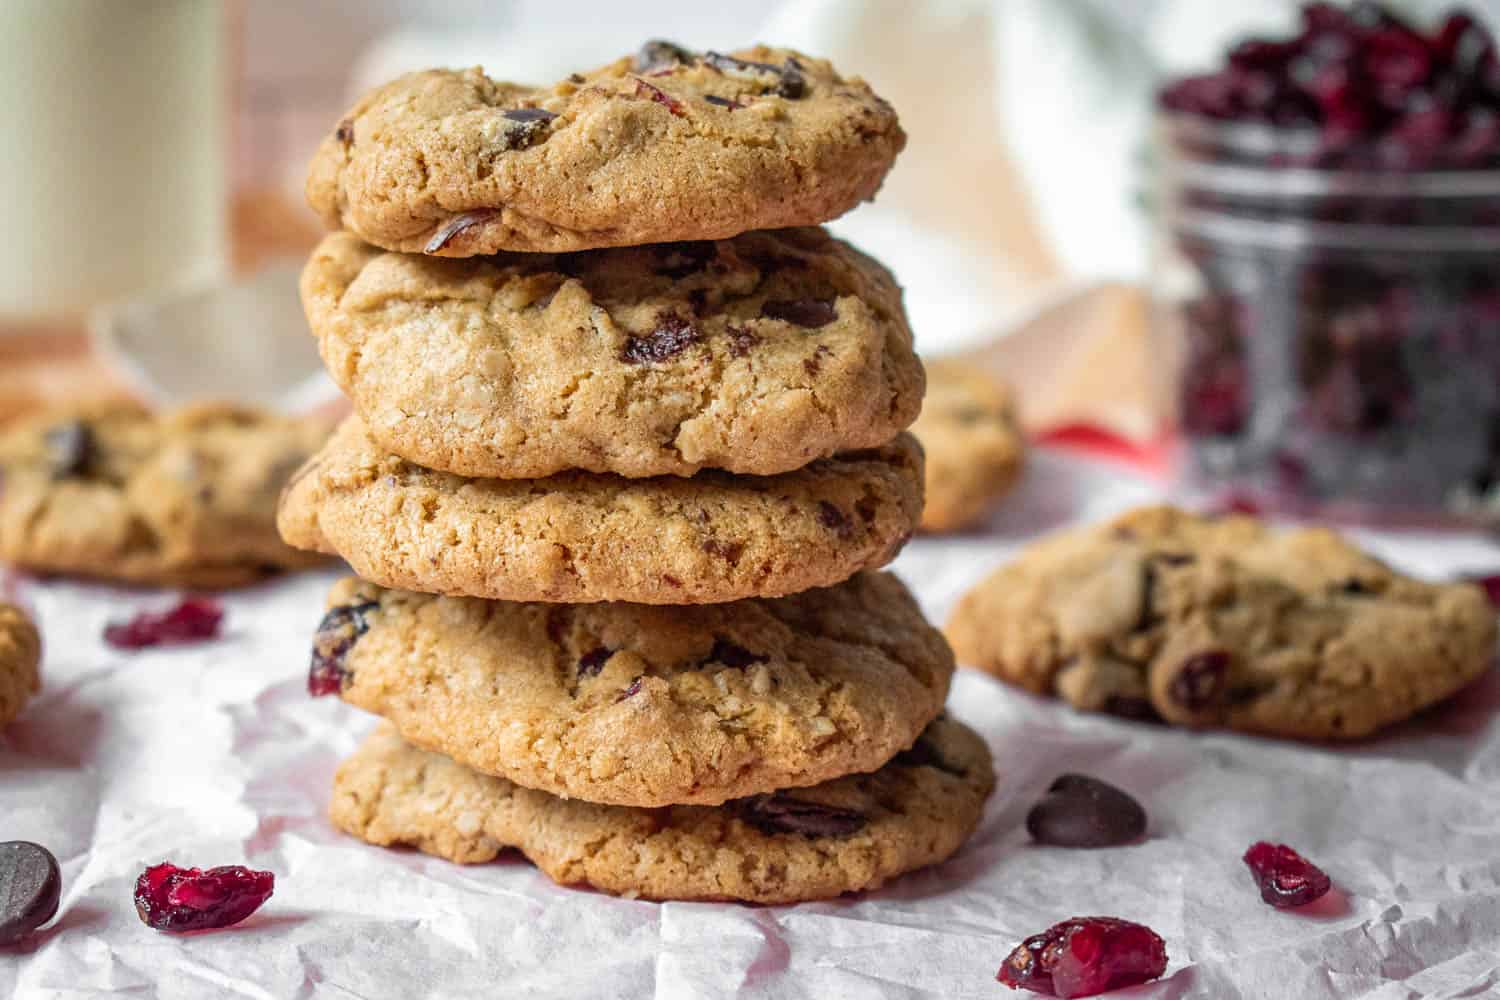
[280,41,995,903]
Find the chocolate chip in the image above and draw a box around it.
[1168,650,1230,710]
[1338,578,1376,595]
[620,314,701,364]
[761,298,837,328]
[568,73,585,84]
[1103,695,1162,722]
[894,735,966,776]
[702,539,744,564]
[703,638,767,669]
[737,794,866,837]
[702,51,806,99]
[498,107,557,150]
[44,421,95,479]
[725,326,760,357]
[577,646,612,678]
[817,501,852,537]
[424,210,497,254]
[634,39,694,72]
[308,600,379,696]
[703,94,743,110]
[0,841,60,945]
[1026,774,1147,848]
[654,241,716,279]
[334,118,354,146]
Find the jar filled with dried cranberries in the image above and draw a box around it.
[1153,2,1500,525]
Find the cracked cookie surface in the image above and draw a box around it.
[306,43,904,255]
[947,505,1497,740]
[303,228,922,478]
[278,416,922,604]
[314,571,953,807]
[0,603,40,729]
[331,713,993,903]
[911,362,1023,533]
[0,402,331,588]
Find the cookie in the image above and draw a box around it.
[0,603,40,730]
[0,402,331,588]
[306,43,904,255]
[303,227,922,479]
[331,714,994,903]
[315,571,953,807]
[278,416,922,604]
[946,505,1497,740]
[911,362,1024,532]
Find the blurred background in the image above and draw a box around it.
[6,0,1500,521]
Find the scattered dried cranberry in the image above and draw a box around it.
[1463,572,1500,606]
[997,917,1168,998]
[104,597,223,650]
[133,863,274,933]
[1243,841,1332,908]
[737,794,867,837]
[308,600,378,696]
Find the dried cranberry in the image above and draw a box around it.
[308,600,378,697]
[737,794,866,837]
[1464,572,1500,606]
[633,77,685,116]
[133,862,274,933]
[104,597,223,650]
[1243,841,1332,908]
[725,326,760,357]
[1167,650,1230,710]
[997,916,1168,998]
[761,298,837,328]
[817,501,852,537]
[577,646,612,677]
[619,314,701,364]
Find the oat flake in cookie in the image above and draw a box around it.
[0,603,41,730]
[306,43,905,255]
[330,715,993,904]
[277,417,923,605]
[947,505,1497,740]
[310,572,953,807]
[0,401,331,589]
[302,227,923,479]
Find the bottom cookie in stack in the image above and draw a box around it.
[331,715,994,904]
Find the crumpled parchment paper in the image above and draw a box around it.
[3,451,1498,999]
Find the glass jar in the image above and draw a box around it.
[1152,110,1500,526]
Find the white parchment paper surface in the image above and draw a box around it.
[3,452,1499,1000]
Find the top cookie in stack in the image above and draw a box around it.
[281,40,926,605]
